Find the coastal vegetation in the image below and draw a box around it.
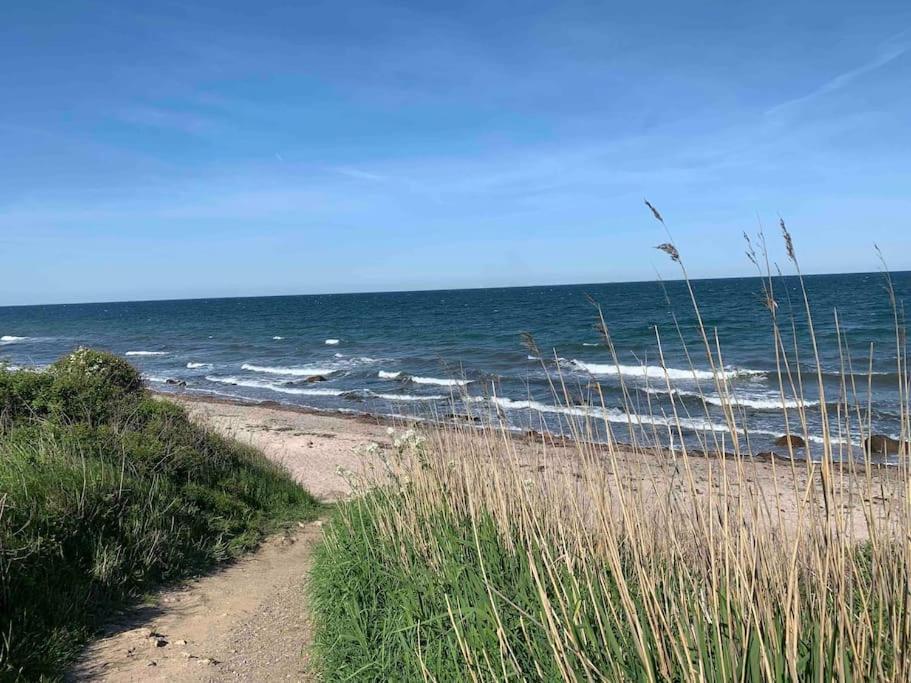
[310,223,911,681]
[0,349,319,679]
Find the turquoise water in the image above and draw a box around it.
[2,272,909,460]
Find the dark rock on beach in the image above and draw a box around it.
[774,434,806,448]
[865,434,905,455]
[165,378,187,387]
[306,375,328,383]
[447,413,481,423]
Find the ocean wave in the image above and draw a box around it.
[273,336,284,340]
[186,362,212,370]
[206,375,345,396]
[125,351,169,356]
[141,375,170,384]
[642,387,818,410]
[410,376,471,387]
[325,338,340,345]
[1,335,28,344]
[369,392,448,402]
[378,370,403,379]
[803,433,862,448]
[569,359,763,381]
[241,363,337,377]
[487,396,730,433]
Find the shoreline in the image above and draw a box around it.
[159,391,904,540]
[154,388,900,469]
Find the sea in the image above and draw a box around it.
[2,272,909,461]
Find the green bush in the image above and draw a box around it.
[0,352,319,678]
[46,347,144,424]
[0,366,54,426]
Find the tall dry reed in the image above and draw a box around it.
[312,217,910,681]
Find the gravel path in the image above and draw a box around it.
[69,521,324,682]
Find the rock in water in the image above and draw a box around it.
[865,434,904,455]
[774,434,806,448]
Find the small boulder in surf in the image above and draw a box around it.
[865,434,904,455]
[774,434,806,448]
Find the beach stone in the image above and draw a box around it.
[306,375,328,383]
[774,434,806,448]
[147,634,168,647]
[865,434,904,455]
[165,378,187,387]
[341,391,364,402]
[447,413,480,423]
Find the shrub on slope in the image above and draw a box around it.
[0,350,318,678]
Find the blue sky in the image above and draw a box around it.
[2,0,910,305]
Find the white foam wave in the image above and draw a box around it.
[125,351,169,356]
[803,433,862,448]
[187,362,212,370]
[378,370,403,379]
[569,359,763,381]
[488,396,730,433]
[1,335,27,343]
[411,376,471,387]
[643,387,818,410]
[142,375,170,384]
[325,338,340,345]
[273,336,285,340]
[370,392,447,402]
[582,342,599,347]
[206,375,344,396]
[334,353,345,358]
[242,363,336,377]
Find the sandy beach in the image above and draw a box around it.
[169,393,905,540]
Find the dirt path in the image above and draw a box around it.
[68,521,324,682]
[69,398,391,681]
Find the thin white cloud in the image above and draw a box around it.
[768,34,910,116]
[331,166,391,182]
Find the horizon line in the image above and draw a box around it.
[1,267,905,310]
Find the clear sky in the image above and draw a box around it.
[2,1,910,305]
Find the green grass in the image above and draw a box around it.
[0,350,319,679]
[309,427,908,682]
[311,489,899,682]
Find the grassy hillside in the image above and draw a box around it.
[0,349,319,679]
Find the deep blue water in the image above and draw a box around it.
[2,272,909,459]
